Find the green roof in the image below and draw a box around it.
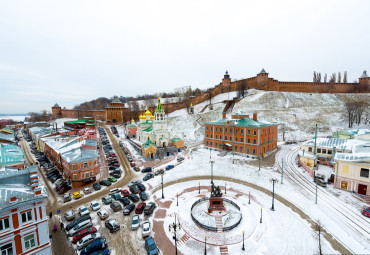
[143,127,153,132]
[1,128,14,134]
[0,144,25,166]
[206,118,228,125]
[127,124,137,128]
[207,117,274,127]
[156,98,164,113]
[143,137,156,149]
[171,138,182,143]
[65,120,88,124]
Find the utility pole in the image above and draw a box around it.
[281,158,284,184]
[161,173,164,199]
[210,160,215,184]
[270,178,278,211]
[313,124,318,156]
[315,181,318,204]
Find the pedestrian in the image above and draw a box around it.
[49,212,52,218]
[60,222,64,231]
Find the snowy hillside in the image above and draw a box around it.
[167,89,369,146]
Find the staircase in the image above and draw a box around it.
[195,114,205,127]
[218,150,228,157]
[219,246,229,255]
[214,217,223,233]
[177,233,190,247]
[200,104,209,113]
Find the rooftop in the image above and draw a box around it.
[335,142,370,163]
[302,138,365,151]
[207,116,275,127]
[0,143,25,167]
[0,133,15,143]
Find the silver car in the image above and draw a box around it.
[77,233,102,250]
[68,220,93,236]
[64,210,75,221]
[131,214,140,230]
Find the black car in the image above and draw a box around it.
[139,192,148,201]
[129,185,139,194]
[65,215,91,231]
[105,219,120,233]
[120,197,130,206]
[99,180,112,186]
[93,183,101,191]
[138,183,146,192]
[141,167,152,173]
[111,172,121,178]
[123,204,135,215]
[109,166,119,171]
[144,202,156,216]
[128,194,140,203]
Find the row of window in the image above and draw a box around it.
[206,134,275,144]
[205,142,274,153]
[307,147,333,155]
[206,126,275,135]
[0,210,33,234]
[0,233,36,254]
[71,160,97,170]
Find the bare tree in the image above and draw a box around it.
[337,72,342,83]
[237,80,247,98]
[314,220,324,255]
[324,73,327,83]
[175,86,192,108]
[206,89,213,109]
[317,72,321,82]
[343,98,368,127]
[329,73,336,83]
[343,71,348,83]
[313,71,317,82]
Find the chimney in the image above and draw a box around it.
[34,187,42,196]
[9,196,17,203]
[222,112,226,119]
[253,113,257,121]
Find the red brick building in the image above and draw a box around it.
[204,112,277,158]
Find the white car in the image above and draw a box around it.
[90,201,101,211]
[131,214,140,230]
[79,205,90,216]
[142,221,151,237]
[68,220,93,236]
[97,209,109,220]
[76,233,102,250]
[83,188,91,195]
[64,210,75,221]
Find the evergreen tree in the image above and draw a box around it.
[343,71,348,83]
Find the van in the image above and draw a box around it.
[68,220,93,236]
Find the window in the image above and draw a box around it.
[85,172,89,178]
[220,128,223,132]
[206,127,209,131]
[235,129,238,134]
[73,174,77,180]
[235,137,238,142]
[328,150,332,155]
[265,130,267,135]
[240,147,243,152]
[210,135,213,138]
[253,130,257,136]
[21,211,32,224]
[84,162,88,168]
[210,127,213,131]
[247,148,250,153]
[253,149,256,154]
[24,234,36,250]
[207,134,209,138]
[224,128,227,133]
[241,129,243,134]
[317,148,321,153]
[240,138,243,142]
[247,138,250,143]
[1,243,13,255]
[360,168,369,178]
[215,127,218,132]
[342,165,349,174]
[95,160,97,165]
[72,164,76,170]
[229,128,232,133]
[215,135,218,139]
[322,149,327,154]
[0,218,10,232]
[210,142,212,146]
[253,139,256,144]
[235,146,237,151]
[206,141,208,146]
[247,130,250,135]
[215,143,218,147]
[308,147,312,152]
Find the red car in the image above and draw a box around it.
[109,153,116,157]
[110,163,120,167]
[121,189,130,197]
[72,227,97,243]
[362,207,370,218]
[130,162,136,167]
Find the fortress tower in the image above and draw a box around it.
[51,103,62,117]
[256,68,269,89]
[359,70,370,92]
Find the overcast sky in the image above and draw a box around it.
[0,0,369,114]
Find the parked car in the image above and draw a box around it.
[314,178,327,187]
[154,169,164,176]
[63,193,72,203]
[100,180,112,186]
[64,210,76,221]
[145,236,159,255]
[73,191,82,200]
[121,189,130,197]
[77,233,102,250]
[166,165,174,170]
[110,201,122,212]
[79,205,90,216]
[362,207,370,218]
[90,201,101,211]
[135,203,146,214]
[129,185,140,194]
[138,183,146,192]
[111,193,122,201]
[121,197,131,206]
[129,180,142,186]
[131,214,140,230]
[177,157,185,162]
[143,173,154,181]
[102,196,112,205]
[144,202,156,216]
[142,221,151,238]
[130,162,136,167]
[109,166,119,171]
[139,192,148,201]
[123,204,135,215]
[128,194,140,203]
[97,209,109,220]
[93,183,101,191]
[68,220,93,236]
[80,239,107,255]
[72,227,97,244]
[328,174,335,184]
[109,188,120,195]
[133,166,140,172]
[57,185,71,194]
[105,219,120,233]
[111,172,121,179]
[83,188,91,195]
[66,215,91,231]
[141,167,152,173]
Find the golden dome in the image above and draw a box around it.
[131,119,135,122]
[139,115,145,119]
[150,115,155,119]
[145,110,151,115]
[190,103,192,107]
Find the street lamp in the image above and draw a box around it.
[260,207,263,223]
[209,160,215,184]
[176,193,178,206]
[169,212,181,255]
[198,182,200,194]
[204,235,207,255]
[161,173,164,199]
[248,191,250,204]
[225,182,227,194]
[242,230,245,250]
[269,178,278,211]
[209,148,211,159]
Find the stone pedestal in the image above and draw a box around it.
[208,196,226,213]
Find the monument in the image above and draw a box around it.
[208,183,226,213]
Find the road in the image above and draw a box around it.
[275,145,370,254]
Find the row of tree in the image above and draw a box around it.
[26,110,52,122]
[344,98,369,128]
[313,71,350,83]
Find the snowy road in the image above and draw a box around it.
[276,146,370,254]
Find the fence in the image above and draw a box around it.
[222,198,242,231]
[191,197,217,231]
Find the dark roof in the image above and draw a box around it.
[53,103,60,108]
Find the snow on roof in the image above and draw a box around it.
[0,133,15,143]
[299,150,317,160]
[335,142,370,163]
[207,116,275,127]
[0,166,48,209]
[0,144,25,166]
[302,138,365,151]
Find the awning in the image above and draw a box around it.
[224,143,232,147]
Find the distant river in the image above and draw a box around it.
[0,115,29,122]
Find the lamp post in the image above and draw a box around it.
[169,212,181,255]
[199,181,200,194]
[242,230,245,250]
[232,152,235,164]
[269,178,278,211]
[260,207,263,223]
[225,182,227,194]
[177,193,178,206]
[209,148,211,159]
[161,173,164,199]
[248,191,250,204]
[210,160,215,184]
[204,235,207,255]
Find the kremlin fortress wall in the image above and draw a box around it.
[52,70,370,123]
